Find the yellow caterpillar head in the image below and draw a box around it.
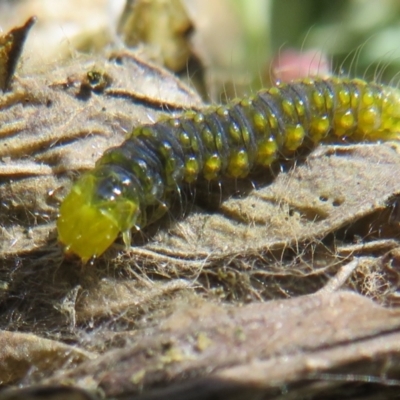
[57,169,140,263]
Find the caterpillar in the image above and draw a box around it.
[57,77,400,262]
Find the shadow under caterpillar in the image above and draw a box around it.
[57,77,400,262]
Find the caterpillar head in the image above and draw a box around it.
[57,168,140,263]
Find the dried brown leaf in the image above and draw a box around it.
[1,8,400,400]
[40,291,400,398]
[0,331,95,386]
[0,17,35,92]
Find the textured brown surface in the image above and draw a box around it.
[42,291,400,398]
[1,3,400,400]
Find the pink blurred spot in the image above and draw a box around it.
[270,49,332,83]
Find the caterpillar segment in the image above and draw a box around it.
[57,77,400,262]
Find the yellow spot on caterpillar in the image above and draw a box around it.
[312,90,324,109]
[227,149,249,177]
[325,90,334,111]
[228,120,242,144]
[334,110,355,136]
[282,99,295,117]
[216,106,229,117]
[240,99,251,108]
[294,99,305,118]
[285,124,305,151]
[269,87,280,96]
[358,107,380,134]
[268,113,278,130]
[338,88,350,106]
[201,126,214,148]
[253,111,267,131]
[214,131,224,153]
[194,112,204,124]
[256,139,278,166]
[204,154,221,180]
[179,131,190,147]
[310,115,330,142]
[241,127,251,147]
[362,89,375,106]
[184,157,199,182]
[134,126,156,139]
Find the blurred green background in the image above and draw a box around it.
[2,0,400,99]
[231,0,400,90]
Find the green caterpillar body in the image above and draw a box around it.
[57,77,400,262]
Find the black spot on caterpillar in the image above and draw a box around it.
[57,77,400,262]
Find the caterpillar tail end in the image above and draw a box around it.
[57,175,122,263]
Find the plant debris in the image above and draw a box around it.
[0,17,36,92]
[1,6,400,400]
